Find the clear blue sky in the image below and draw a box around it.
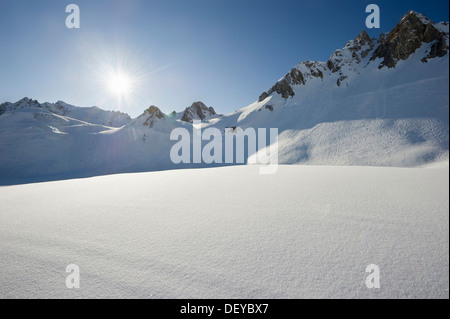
[0,0,448,117]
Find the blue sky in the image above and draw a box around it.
[0,0,448,117]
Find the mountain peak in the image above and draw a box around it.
[138,105,164,128]
[350,30,375,60]
[3,97,43,112]
[402,10,432,25]
[17,97,40,106]
[354,30,371,43]
[257,11,448,102]
[181,101,218,123]
[371,11,448,68]
[143,105,164,119]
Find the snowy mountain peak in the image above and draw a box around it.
[403,10,432,25]
[351,30,375,58]
[326,30,377,86]
[371,11,449,68]
[258,29,379,102]
[181,101,218,123]
[143,105,164,119]
[0,98,46,116]
[258,11,448,102]
[17,97,37,104]
[0,98,132,128]
[354,30,372,44]
[13,97,41,110]
[135,105,166,128]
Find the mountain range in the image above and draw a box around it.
[0,11,448,183]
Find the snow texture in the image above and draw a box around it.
[0,166,448,299]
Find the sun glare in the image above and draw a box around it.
[89,47,153,112]
[108,73,132,96]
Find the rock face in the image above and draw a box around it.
[352,30,375,59]
[371,11,449,68]
[0,103,8,116]
[141,105,165,128]
[259,68,304,101]
[258,11,448,101]
[258,62,327,102]
[258,30,375,102]
[51,101,69,116]
[143,105,164,119]
[181,101,218,123]
[328,30,375,73]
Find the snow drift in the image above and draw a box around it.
[0,166,448,298]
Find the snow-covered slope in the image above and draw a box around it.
[0,166,448,298]
[213,11,449,167]
[0,11,448,182]
[224,49,449,166]
[0,101,186,183]
[47,100,131,128]
[1,98,132,128]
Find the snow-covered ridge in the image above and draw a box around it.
[0,11,448,183]
[258,11,449,102]
[0,98,132,128]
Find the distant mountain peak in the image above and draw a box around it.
[0,98,132,127]
[0,97,43,113]
[17,97,41,107]
[137,105,165,128]
[181,101,218,123]
[143,105,164,119]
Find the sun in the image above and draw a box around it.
[108,72,132,96]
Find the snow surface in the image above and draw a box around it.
[0,166,448,299]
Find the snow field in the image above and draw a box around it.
[0,165,448,298]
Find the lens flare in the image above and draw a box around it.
[108,72,132,96]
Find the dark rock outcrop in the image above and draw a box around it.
[143,105,164,119]
[181,101,217,123]
[0,103,7,116]
[351,30,375,59]
[258,92,270,102]
[265,105,274,112]
[259,68,306,101]
[327,31,375,75]
[370,11,448,68]
[142,105,164,128]
[337,75,348,87]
